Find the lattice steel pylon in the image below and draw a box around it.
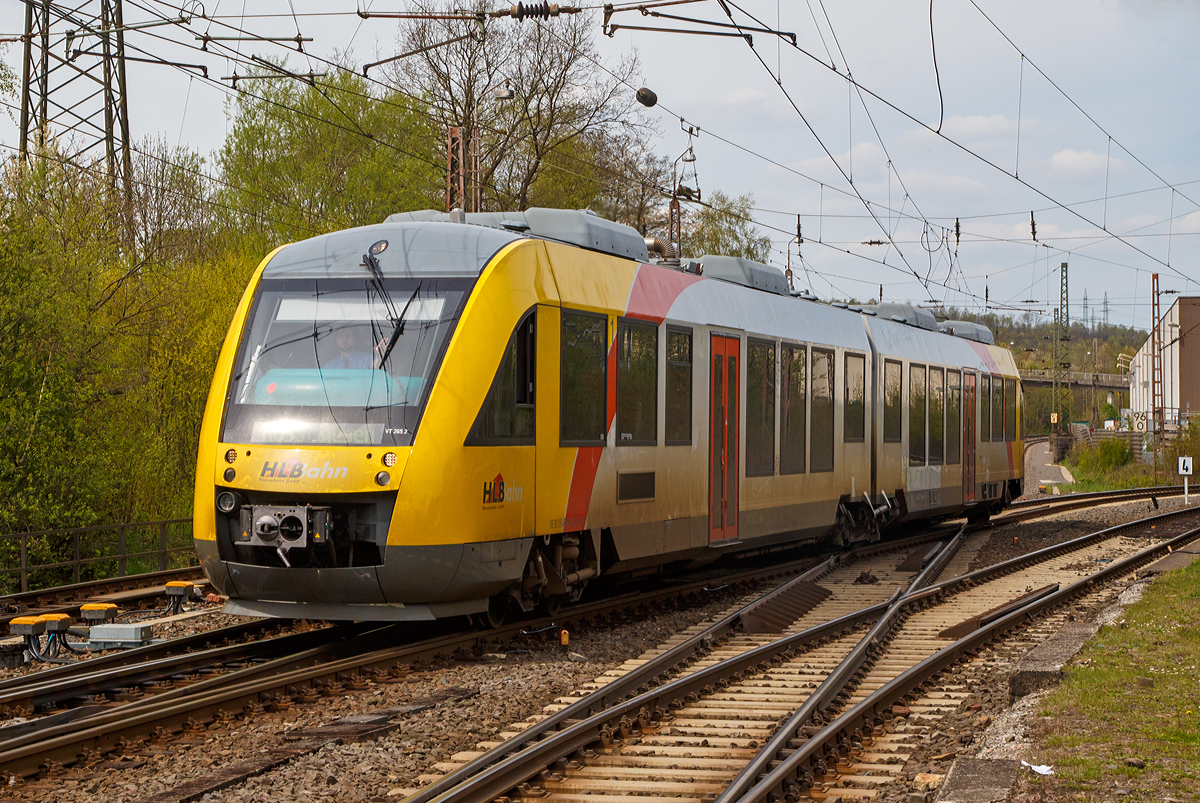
[1051,262,1071,445]
[19,0,133,187]
[1151,272,1164,480]
[445,126,480,213]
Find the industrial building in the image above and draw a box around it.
[1129,295,1200,429]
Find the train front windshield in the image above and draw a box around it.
[222,277,469,447]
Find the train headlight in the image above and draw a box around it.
[225,449,238,464]
[375,471,391,487]
[223,467,236,482]
[216,492,240,514]
[382,452,397,467]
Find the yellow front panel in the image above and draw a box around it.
[387,240,557,547]
[193,246,286,542]
[215,444,410,494]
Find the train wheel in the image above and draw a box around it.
[485,594,511,629]
[541,593,567,617]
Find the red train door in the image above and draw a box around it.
[710,335,740,542]
[963,371,977,502]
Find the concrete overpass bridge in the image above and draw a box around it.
[1017,369,1130,392]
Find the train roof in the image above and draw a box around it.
[386,208,649,262]
[266,209,999,349]
[262,220,521,279]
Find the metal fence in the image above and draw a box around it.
[0,518,196,595]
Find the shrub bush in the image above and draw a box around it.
[1074,439,1133,475]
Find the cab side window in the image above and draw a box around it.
[467,310,535,444]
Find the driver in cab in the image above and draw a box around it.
[323,327,382,370]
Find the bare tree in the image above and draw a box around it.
[388,1,647,211]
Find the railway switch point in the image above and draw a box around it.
[80,603,118,622]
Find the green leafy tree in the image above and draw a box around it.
[216,65,442,241]
[682,190,771,263]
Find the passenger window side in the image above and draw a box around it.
[929,368,944,465]
[811,349,835,472]
[746,339,777,476]
[561,310,608,445]
[467,310,535,444]
[665,328,693,445]
[981,374,992,442]
[946,370,961,465]
[616,318,657,445]
[1005,378,1017,441]
[883,360,902,442]
[780,344,807,474]
[992,374,1003,442]
[909,364,927,466]
[844,354,865,442]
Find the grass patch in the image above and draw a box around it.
[1032,559,1200,801]
[1063,439,1160,492]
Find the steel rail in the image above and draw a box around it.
[399,529,960,803]
[1007,484,1183,510]
[0,622,358,714]
[0,552,829,777]
[715,527,965,803]
[0,528,951,779]
[717,506,1200,802]
[731,521,1200,802]
[0,619,282,696]
[0,490,1166,780]
[418,506,1200,803]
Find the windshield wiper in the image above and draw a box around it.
[377,284,421,366]
[362,247,421,368]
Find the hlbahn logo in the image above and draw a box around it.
[260,460,349,481]
[483,472,523,509]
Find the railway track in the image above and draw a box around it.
[0,487,1186,791]
[0,481,1166,632]
[397,504,1200,803]
[0,526,980,783]
[0,567,206,628]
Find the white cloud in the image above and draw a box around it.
[1049,148,1113,178]
[940,114,1019,140]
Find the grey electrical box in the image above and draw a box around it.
[87,623,154,650]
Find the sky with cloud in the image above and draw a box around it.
[3,0,1198,329]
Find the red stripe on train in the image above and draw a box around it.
[561,263,700,531]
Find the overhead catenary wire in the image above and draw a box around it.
[23,0,1195,312]
[713,0,932,294]
[703,1,1196,285]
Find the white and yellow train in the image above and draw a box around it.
[193,208,1024,622]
